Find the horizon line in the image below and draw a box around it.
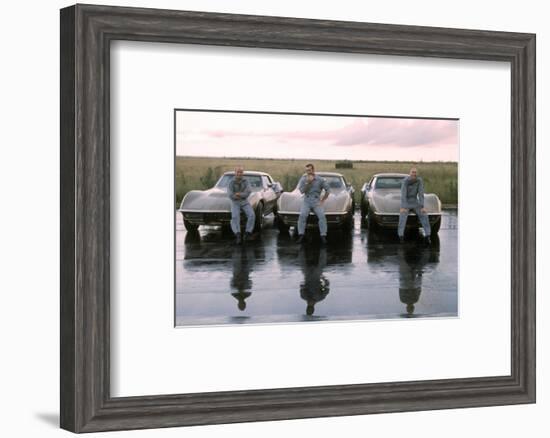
[175,155,459,164]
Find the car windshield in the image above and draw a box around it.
[296,175,345,191]
[323,176,345,190]
[375,177,405,189]
[216,174,263,191]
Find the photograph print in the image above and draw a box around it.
[175,109,458,327]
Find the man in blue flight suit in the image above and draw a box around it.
[296,163,330,245]
[227,166,256,244]
[398,167,431,244]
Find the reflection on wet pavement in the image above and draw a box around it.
[176,211,458,326]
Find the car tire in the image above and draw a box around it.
[342,210,354,232]
[360,201,368,220]
[183,219,199,232]
[367,208,379,232]
[272,205,279,228]
[430,216,442,234]
[276,214,290,234]
[254,202,264,233]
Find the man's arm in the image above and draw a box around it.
[320,178,330,202]
[400,178,407,209]
[298,175,308,194]
[240,179,252,199]
[417,178,425,209]
[227,179,237,200]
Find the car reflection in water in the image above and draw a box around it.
[277,230,354,320]
[181,227,268,322]
[367,231,440,317]
[176,211,456,326]
[183,226,267,268]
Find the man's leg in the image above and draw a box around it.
[230,201,241,235]
[398,208,409,238]
[243,203,256,234]
[312,204,327,237]
[297,202,311,236]
[414,207,431,237]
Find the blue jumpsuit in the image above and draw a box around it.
[398,176,431,238]
[297,174,330,236]
[227,178,256,234]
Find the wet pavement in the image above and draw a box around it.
[176,210,458,326]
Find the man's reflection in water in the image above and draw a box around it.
[398,238,440,316]
[230,246,253,311]
[299,245,330,316]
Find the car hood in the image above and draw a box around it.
[277,189,351,213]
[180,188,260,211]
[370,189,441,214]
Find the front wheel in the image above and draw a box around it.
[430,216,441,234]
[183,219,199,232]
[360,201,368,220]
[342,210,354,232]
[367,208,379,232]
[253,202,264,233]
[276,214,290,234]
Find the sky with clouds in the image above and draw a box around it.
[176,110,459,162]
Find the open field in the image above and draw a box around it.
[175,156,458,206]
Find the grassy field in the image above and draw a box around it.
[175,156,458,207]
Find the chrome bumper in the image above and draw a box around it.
[277,211,350,228]
[373,212,441,228]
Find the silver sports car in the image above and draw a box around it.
[178,171,283,232]
[276,172,355,233]
[360,173,442,233]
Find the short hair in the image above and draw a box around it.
[234,165,244,172]
[305,163,315,170]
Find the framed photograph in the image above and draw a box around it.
[174,109,459,327]
[60,4,535,433]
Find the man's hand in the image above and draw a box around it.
[421,208,427,214]
[400,208,408,213]
[235,192,241,199]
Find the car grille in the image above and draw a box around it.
[183,212,231,223]
[377,214,440,226]
[280,214,346,225]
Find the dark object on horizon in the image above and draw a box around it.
[335,160,353,169]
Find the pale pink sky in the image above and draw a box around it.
[176,111,459,162]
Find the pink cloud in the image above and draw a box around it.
[332,118,458,147]
[205,117,458,149]
[207,129,231,138]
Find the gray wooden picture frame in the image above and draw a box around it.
[60,3,536,433]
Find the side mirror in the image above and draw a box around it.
[273,182,283,193]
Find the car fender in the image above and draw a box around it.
[423,194,442,214]
[247,192,261,209]
[179,190,203,210]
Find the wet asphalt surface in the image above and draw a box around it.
[176,211,458,326]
